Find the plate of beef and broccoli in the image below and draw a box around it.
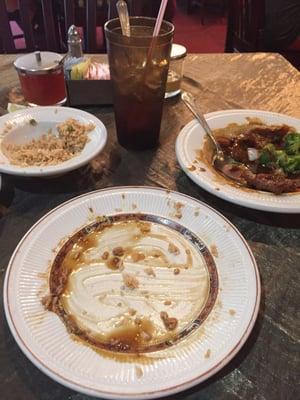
[176,110,300,213]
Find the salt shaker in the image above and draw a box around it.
[64,25,85,78]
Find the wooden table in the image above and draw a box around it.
[0,53,299,400]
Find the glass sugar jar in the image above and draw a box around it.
[165,44,187,98]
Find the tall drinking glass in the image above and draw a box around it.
[105,17,174,150]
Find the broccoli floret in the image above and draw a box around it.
[284,133,300,155]
[259,144,277,165]
[259,142,300,174]
[279,154,300,174]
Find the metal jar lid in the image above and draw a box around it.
[14,51,64,74]
[170,44,187,60]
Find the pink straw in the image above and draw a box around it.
[152,0,169,37]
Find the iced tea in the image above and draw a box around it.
[105,18,174,150]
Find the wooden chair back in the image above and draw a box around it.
[0,0,15,53]
[0,0,108,54]
[225,0,265,52]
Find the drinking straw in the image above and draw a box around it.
[144,0,169,86]
[152,0,169,37]
[116,0,131,37]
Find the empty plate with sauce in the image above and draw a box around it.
[4,187,260,399]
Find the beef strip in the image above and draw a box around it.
[242,169,299,194]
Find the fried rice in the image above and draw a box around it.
[1,118,95,167]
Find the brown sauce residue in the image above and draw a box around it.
[37,272,48,280]
[78,232,99,252]
[210,245,219,258]
[135,366,143,378]
[204,349,211,359]
[103,317,155,352]
[194,208,200,217]
[46,214,219,355]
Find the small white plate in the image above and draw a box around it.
[4,187,260,399]
[176,109,300,213]
[0,107,107,177]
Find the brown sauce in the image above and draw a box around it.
[103,318,155,352]
[45,214,219,354]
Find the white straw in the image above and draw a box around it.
[153,0,169,37]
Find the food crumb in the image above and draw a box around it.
[160,311,178,331]
[204,349,211,359]
[135,366,143,379]
[200,167,206,172]
[112,246,125,257]
[229,309,236,316]
[174,202,184,219]
[144,267,156,277]
[41,294,52,310]
[151,250,161,258]
[132,203,137,209]
[128,308,137,316]
[164,300,172,306]
[215,187,220,191]
[173,268,180,275]
[98,293,107,301]
[29,118,37,126]
[88,207,94,213]
[210,245,219,258]
[115,208,122,212]
[122,272,139,289]
[131,252,145,262]
[121,193,125,199]
[187,165,196,171]
[106,256,123,270]
[168,242,180,255]
[101,251,109,260]
[138,221,151,233]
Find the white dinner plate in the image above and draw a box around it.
[4,187,260,399]
[176,109,300,213]
[0,107,107,177]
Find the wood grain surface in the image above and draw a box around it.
[0,53,299,400]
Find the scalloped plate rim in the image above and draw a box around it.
[3,186,261,399]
